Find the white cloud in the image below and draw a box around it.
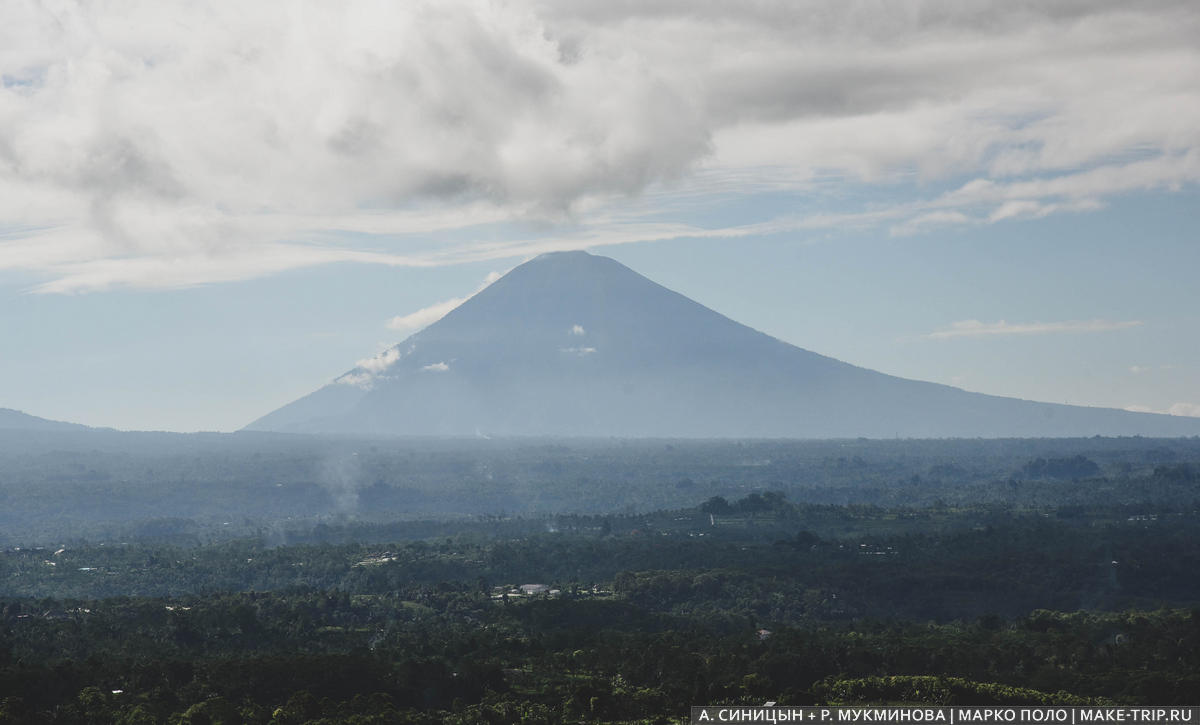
[386,270,502,332]
[569,324,585,336]
[560,346,596,355]
[421,361,450,372]
[336,347,403,387]
[335,371,375,389]
[1169,403,1200,417]
[889,211,972,236]
[1125,402,1200,418]
[2,1,1198,291]
[387,297,469,333]
[926,319,1143,340]
[338,343,426,386]
[355,348,402,374]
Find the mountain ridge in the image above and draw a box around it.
[0,407,92,432]
[245,251,1200,438]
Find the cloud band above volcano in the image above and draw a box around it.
[2,0,1198,292]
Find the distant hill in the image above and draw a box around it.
[246,251,1200,438]
[0,408,91,432]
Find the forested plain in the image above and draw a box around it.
[1,432,1199,722]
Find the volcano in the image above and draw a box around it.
[245,251,1200,438]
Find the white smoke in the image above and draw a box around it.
[320,450,363,515]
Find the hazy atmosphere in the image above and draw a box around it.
[2,0,1198,431]
[5,4,1200,720]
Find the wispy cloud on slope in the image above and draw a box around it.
[386,271,502,333]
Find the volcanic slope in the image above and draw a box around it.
[246,252,1200,438]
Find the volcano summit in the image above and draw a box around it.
[246,252,1200,438]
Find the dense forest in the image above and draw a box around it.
[2,432,1199,722]
[2,431,1198,545]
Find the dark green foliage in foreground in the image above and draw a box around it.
[6,501,1200,618]
[4,595,1200,721]
[3,502,1200,722]
[813,676,1103,706]
[1,434,1197,721]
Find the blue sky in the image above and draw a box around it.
[1,1,1197,431]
